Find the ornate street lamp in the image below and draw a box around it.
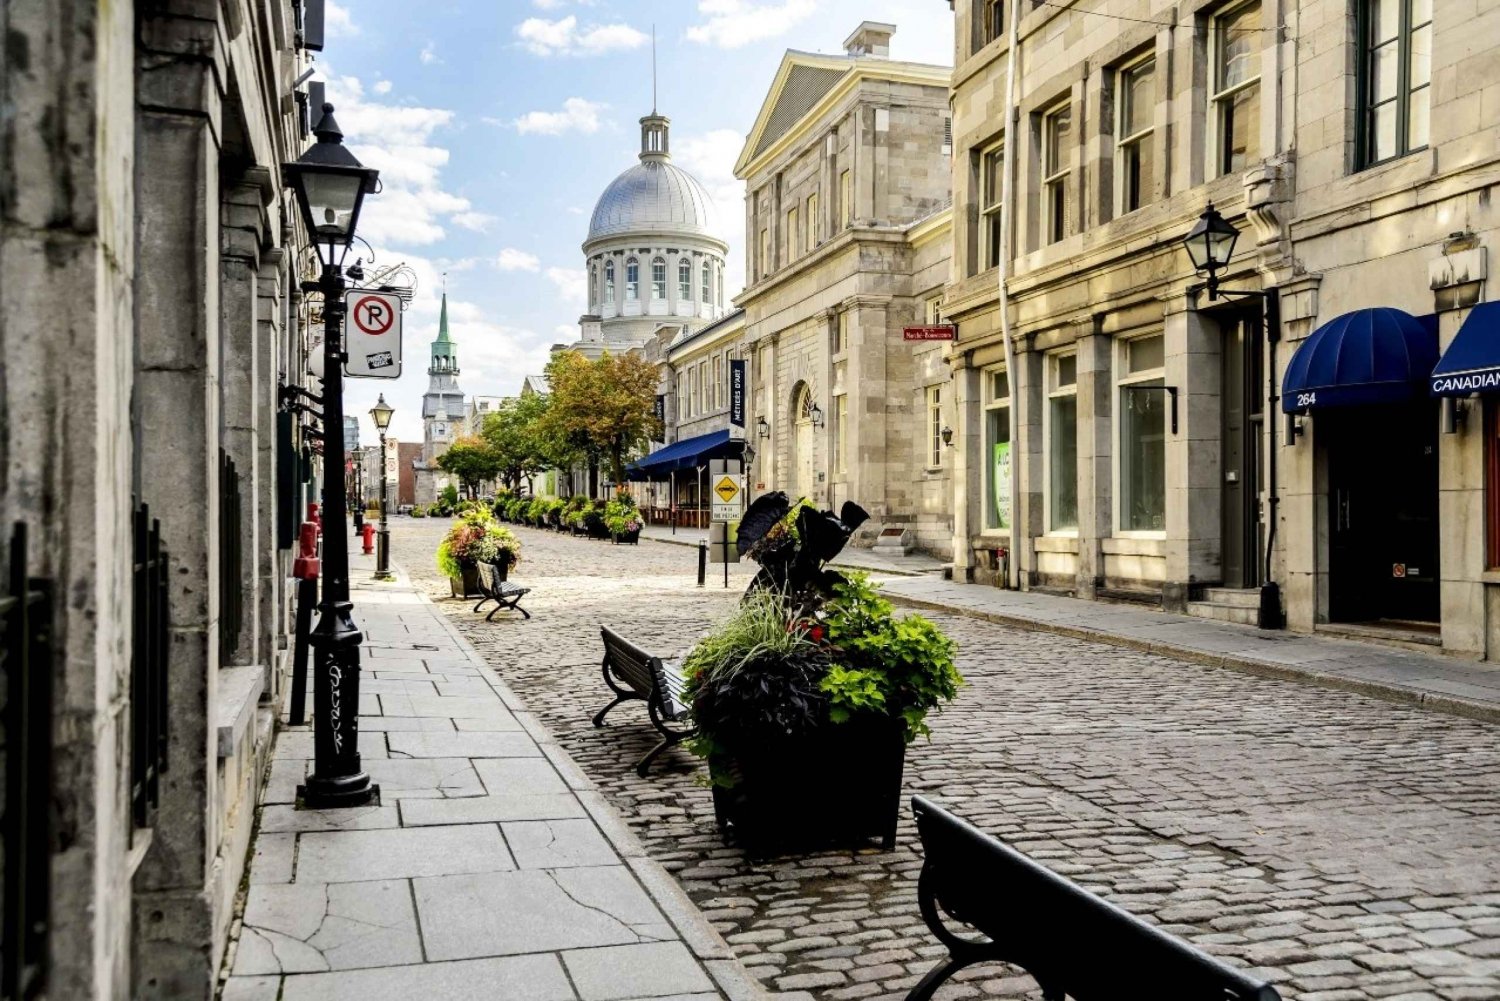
[1182,202,1240,301]
[809,402,825,430]
[941,426,954,447]
[370,394,395,581]
[756,416,771,439]
[284,103,382,809]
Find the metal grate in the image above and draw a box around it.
[219,451,243,657]
[2,523,54,1001]
[130,506,171,832]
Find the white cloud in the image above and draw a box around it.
[326,0,358,36]
[372,79,393,95]
[675,128,747,298]
[496,248,542,272]
[450,212,499,232]
[685,0,815,48]
[419,41,440,65]
[513,97,606,136]
[515,15,648,57]
[546,266,588,309]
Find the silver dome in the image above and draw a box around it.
[586,159,722,245]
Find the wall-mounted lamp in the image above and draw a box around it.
[756,416,771,439]
[742,443,757,466]
[1441,396,1469,435]
[1284,410,1307,441]
[941,425,954,447]
[809,402,825,429]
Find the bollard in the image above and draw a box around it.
[697,540,707,587]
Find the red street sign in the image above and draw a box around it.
[904,325,956,341]
[351,294,396,336]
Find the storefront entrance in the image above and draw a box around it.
[1323,400,1440,624]
[1221,313,1265,588]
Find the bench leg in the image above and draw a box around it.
[635,734,678,777]
[592,693,632,728]
[904,954,980,1001]
[473,597,490,613]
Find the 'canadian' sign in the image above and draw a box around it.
[903,325,956,341]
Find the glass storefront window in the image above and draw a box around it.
[984,367,1011,531]
[1046,354,1078,531]
[1118,333,1166,532]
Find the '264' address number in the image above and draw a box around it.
[1294,392,1317,408]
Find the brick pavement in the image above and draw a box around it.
[394,520,1500,1001]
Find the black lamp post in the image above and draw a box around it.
[285,103,382,808]
[1182,202,1285,631]
[370,394,395,581]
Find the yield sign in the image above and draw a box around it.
[714,477,739,503]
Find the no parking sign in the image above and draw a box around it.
[343,289,403,379]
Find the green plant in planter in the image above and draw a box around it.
[436,509,521,579]
[604,497,642,536]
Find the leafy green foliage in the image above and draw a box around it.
[603,494,641,536]
[542,350,662,486]
[818,665,886,723]
[436,437,501,499]
[435,508,521,579]
[481,394,554,492]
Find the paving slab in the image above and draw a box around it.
[399,793,585,826]
[503,818,619,869]
[386,730,535,759]
[234,879,421,974]
[278,953,577,1001]
[360,757,485,798]
[563,941,718,1001]
[295,824,512,883]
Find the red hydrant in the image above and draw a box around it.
[361,523,375,555]
[293,522,321,580]
[307,502,322,535]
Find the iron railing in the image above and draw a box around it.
[219,451,243,657]
[2,523,54,1001]
[130,506,170,831]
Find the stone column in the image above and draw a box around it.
[257,243,286,688]
[220,180,262,669]
[1164,296,1223,611]
[1014,348,1044,587]
[132,4,224,996]
[1074,327,1112,599]
[846,296,892,519]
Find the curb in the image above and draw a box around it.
[882,592,1500,725]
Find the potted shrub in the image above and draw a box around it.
[684,492,961,857]
[437,509,523,597]
[604,496,643,544]
[584,501,609,539]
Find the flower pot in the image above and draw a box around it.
[487,557,510,582]
[450,561,482,599]
[612,528,641,545]
[586,519,610,540]
[709,714,906,858]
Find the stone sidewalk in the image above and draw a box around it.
[218,549,782,1001]
[878,575,1500,722]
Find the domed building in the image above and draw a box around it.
[566,111,730,358]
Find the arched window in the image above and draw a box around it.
[589,265,598,307]
[679,259,692,300]
[626,258,639,301]
[652,257,667,299]
[604,260,616,304]
[716,263,724,307]
[701,260,711,305]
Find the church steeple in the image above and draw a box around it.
[430,292,459,375]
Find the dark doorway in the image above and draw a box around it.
[1324,400,1440,624]
[1221,313,1264,588]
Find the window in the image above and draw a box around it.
[806,192,819,247]
[698,362,708,414]
[1212,2,1262,176]
[685,369,694,418]
[604,260,615,304]
[626,258,639,301]
[701,259,711,304]
[839,169,852,227]
[1361,0,1431,167]
[982,0,1004,44]
[1117,56,1156,214]
[1117,334,1167,532]
[713,355,723,410]
[836,310,849,354]
[677,372,686,417]
[1487,403,1500,568]
[981,140,1005,269]
[1045,353,1078,531]
[928,385,945,467]
[716,263,724,306]
[984,368,1011,530]
[834,395,848,473]
[589,265,598,307]
[942,116,953,156]
[787,207,800,259]
[652,257,667,299]
[1043,103,1072,244]
[679,258,692,300]
[925,297,942,325]
[759,228,771,278]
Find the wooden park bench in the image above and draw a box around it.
[593,626,695,777]
[906,796,1283,1001]
[472,562,530,621]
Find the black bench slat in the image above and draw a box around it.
[906,796,1281,1001]
[595,627,697,776]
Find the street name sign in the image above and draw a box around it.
[344,289,403,378]
[903,325,956,341]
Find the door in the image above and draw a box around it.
[790,384,816,501]
[1325,400,1440,623]
[1221,314,1264,587]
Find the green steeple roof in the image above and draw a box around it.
[430,292,458,373]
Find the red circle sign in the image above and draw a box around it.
[352,295,395,335]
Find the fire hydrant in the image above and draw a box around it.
[293,522,321,580]
[361,523,375,555]
[307,502,322,535]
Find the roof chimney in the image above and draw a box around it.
[844,21,895,58]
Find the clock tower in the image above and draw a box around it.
[415,292,466,505]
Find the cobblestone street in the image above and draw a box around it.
[392,519,1500,1001]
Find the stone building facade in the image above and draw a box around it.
[414,293,463,506]
[735,23,956,555]
[942,0,1500,657]
[1,0,317,997]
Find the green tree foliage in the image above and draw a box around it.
[435,436,500,499]
[542,350,662,487]
[481,394,554,492]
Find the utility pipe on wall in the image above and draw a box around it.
[997,0,1022,590]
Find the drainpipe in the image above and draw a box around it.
[997,0,1022,590]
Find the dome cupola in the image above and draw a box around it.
[585,113,724,250]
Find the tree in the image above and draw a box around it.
[481,394,552,493]
[435,436,501,499]
[543,350,662,491]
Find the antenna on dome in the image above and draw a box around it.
[651,25,657,114]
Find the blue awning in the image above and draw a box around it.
[626,429,738,481]
[1431,300,1500,396]
[1282,307,1438,413]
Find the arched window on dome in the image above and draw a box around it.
[604,260,616,304]
[589,265,598,308]
[626,258,639,301]
[652,257,667,299]
[716,263,725,307]
[679,259,692,301]
[701,260,711,306]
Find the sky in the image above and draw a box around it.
[323,0,952,445]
